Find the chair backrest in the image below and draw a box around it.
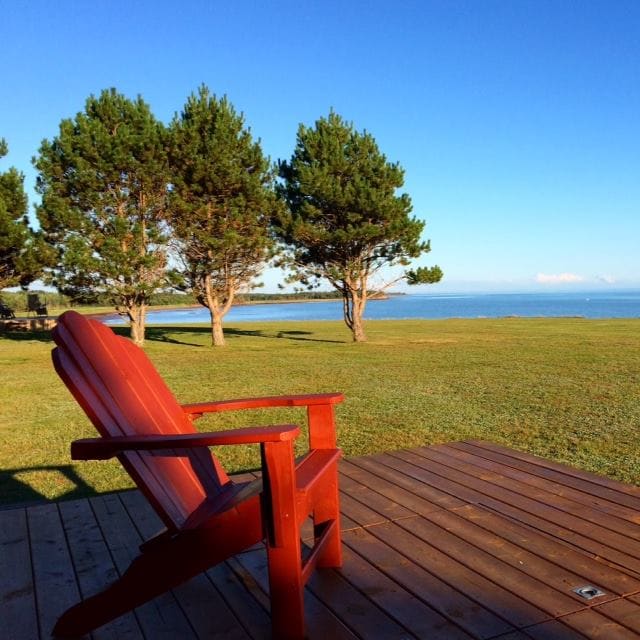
[52,311,229,530]
[27,293,41,311]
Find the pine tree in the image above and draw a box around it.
[0,139,49,290]
[275,111,442,342]
[34,89,170,345]
[168,86,277,346]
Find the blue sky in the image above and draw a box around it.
[1,0,638,293]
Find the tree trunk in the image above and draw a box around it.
[128,303,146,347]
[350,292,367,342]
[342,284,367,343]
[351,310,367,342]
[209,306,225,347]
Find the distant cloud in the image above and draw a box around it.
[536,272,584,284]
[596,275,616,284]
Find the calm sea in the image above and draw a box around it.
[105,291,640,325]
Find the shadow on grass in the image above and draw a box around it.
[0,464,99,509]
[0,325,131,344]
[0,329,55,343]
[0,324,346,345]
[145,325,346,346]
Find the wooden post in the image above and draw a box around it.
[307,404,342,567]
[262,440,305,639]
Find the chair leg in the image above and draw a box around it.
[262,439,307,639]
[313,461,342,568]
[267,538,306,640]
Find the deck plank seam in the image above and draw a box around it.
[336,520,413,534]
[20,506,43,640]
[365,451,491,505]
[338,537,472,640]
[116,491,152,541]
[381,503,640,633]
[347,454,468,514]
[410,445,629,518]
[392,447,640,546]
[337,472,416,514]
[338,491,424,526]
[201,565,262,640]
[438,501,640,598]
[214,560,273,638]
[535,590,640,637]
[348,512,553,631]
[342,521,533,638]
[6,506,41,640]
[318,466,516,638]
[483,591,640,640]
[339,463,462,516]
[349,452,640,584]
[438,443,640,522]
[305,573,421,640]
[390,513,601,622]
[448,442,635,507]
[51,501,86,640]
[466,441,640,501]
[455,441,640,511]
[468,440,640,490]
[224,556,271,611]
[471,498,640,580]
[380,506,640,638]
[337,467,442,526]
[85,495,147,638]
[116,492,205,639]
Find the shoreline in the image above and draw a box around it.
[30,290,640,323]
[84,294,392,318]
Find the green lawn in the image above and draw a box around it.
[1,318,639,507]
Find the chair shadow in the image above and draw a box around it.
[0,465,101,509]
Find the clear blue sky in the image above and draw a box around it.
[2,0,638,293]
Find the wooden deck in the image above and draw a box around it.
[4,441,640,639]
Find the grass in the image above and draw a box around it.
[1,317,639,506]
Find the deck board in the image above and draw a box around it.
[4,441,640,639]
[91,494,196,639]
[0,507,39,640]
[370,448,640,576]
[28,504,83,639]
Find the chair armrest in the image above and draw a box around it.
[181,392,344,417]
[71,424,300,460]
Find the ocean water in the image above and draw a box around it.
[104,291,640,325]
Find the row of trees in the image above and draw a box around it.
[7,86,442,345]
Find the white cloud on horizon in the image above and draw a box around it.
[536,272,584,284]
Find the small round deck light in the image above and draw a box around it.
[573,585,605,600]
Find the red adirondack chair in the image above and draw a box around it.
[51,311,343,639]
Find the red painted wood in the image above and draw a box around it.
[262,439,306,639]
[71,424,301,459]
[308,404,338,449]
[53,314,217,527]
[182,392,344,416]
[51,310,344,640]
